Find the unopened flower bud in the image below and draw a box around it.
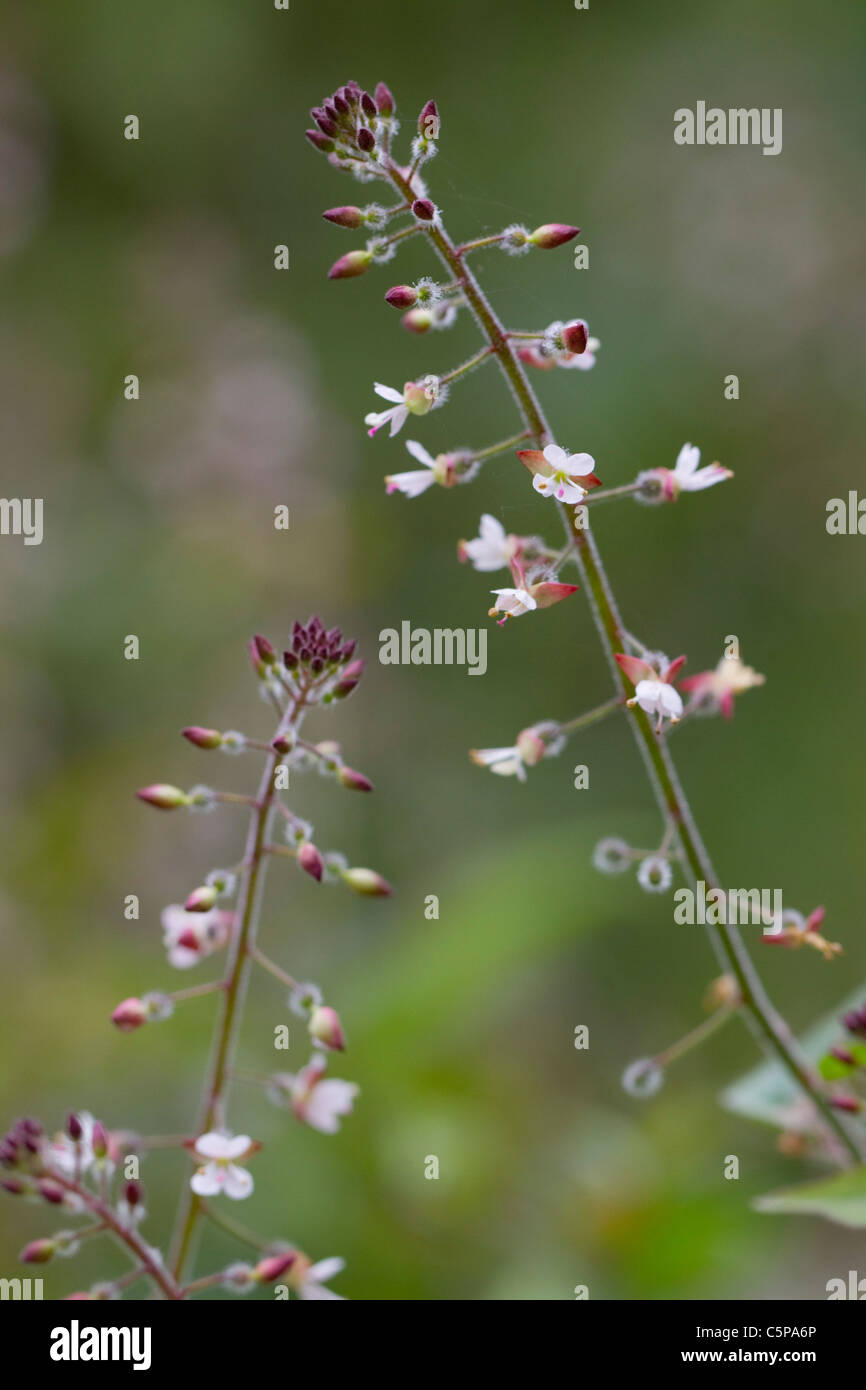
[356,127,375,153]
[385,284,418,309]
[21,1238,55,1264]
[298,843,325,883]
[67,1113,83,1142]
[304,129,335,154]
[418,99,438,135]
[529,223,581,249]
[112,997,148,1032]
[252,634,276,666]
[38,1181,65,1205]
[312,108,337,138]
[254,1251,297,1284]
[412,198,436,222]
[830,1095,862,1113]
[402,309,433,334]
[375,82,394,116]
[182,726,223,750]
[185,884,219,913]
[323,206,364,229]
[137,784,189,810]
[561,319,589,354]
[309,1005,346,1051]
[337,766,374,792]
[91,1123,108,1159]
[339,866,393,897]
[125,1180,143,1209]
[328,249,372,281]
[334,659,364,698]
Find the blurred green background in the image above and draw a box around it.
[1,0,864,1299]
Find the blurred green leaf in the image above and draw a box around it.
[754,1166,866,1228]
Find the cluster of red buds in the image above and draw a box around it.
[2,622,389,1298]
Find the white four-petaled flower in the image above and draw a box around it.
[190,1132,258,1200]
[489,587,537,623]
[532,445,597,502]
[458,514,517,572]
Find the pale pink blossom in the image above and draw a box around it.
[161,904,233,969]
[189,1132,259,1200]
[458,514,517,572]
[285,1056,358,1135]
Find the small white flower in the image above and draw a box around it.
[633,679,683,726]
[469,746,527,780]
[531,444,597,503]
[161,904,233,969]
[637,855,673,893]
[365,381,433,438]
[284,1056,359,1135]
[365,382,409,437]
[672,442,732,493]
[47,1115,95,1178]
[189,1131,258,1200]
[489,587,537,622]
[458,514,516,572]
[385,439,438,497]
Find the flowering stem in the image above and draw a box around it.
[456,233,507,255]
[583,481,644,506]
[557,697,623,737]
[168,683,311,1280]
[199,1199,273,1252]
[169,980,227,1004]
[470,430,533,464]
[653,1005,737,1070]
[249,945,300,992]
[53,1173,183,1300]
[438,345,494,386]
[386,158,866,1165]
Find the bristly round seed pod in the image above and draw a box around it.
[412,198,436,222]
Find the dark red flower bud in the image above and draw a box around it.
[418,99,438,135]
[305,129,334,154]
[323,206,364,229]
[361,91,377,118]
[298,842,324,883]
[357,127,375,153]
[385,284,418,309]
[561,319,588,354]
[375,82,394,116]
[412,198,436,222]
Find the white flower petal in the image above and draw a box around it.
[190,1164,222,1196]
[194,1132,231,1160]
[373,382,404,403]
[309,1257,345,1283]
[224,1165,254,1200]
[542,443,568,469]
[222,1134,254,1160]
[675,443,701,477]
[386,469,437,498]
[567,452,596,476]
[404,438,435,468]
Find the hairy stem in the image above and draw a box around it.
[54,1174,183,1300]
[386,159,865,1164]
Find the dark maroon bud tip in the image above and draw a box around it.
[313,112,338,138]
[357,127,375,153]
[412,198,435,222]
[361,91,377,118]
[385,284,418,309]
[66,1113,83,1142]
[253,634,276,665]
[333,93,349,116]
[418,99,438,134]
[375,81,395,116]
